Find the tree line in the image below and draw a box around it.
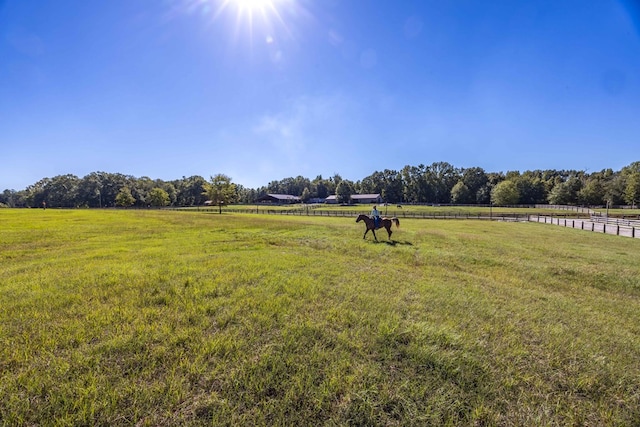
[1,161,639,208]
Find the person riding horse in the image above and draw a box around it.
[371,205,380,228]
[356,212,400,241]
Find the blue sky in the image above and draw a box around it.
[1,0,639,191]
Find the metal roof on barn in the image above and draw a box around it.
[351,194,381,200]
[256,194,301,203]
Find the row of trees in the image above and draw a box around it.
[2,161,639,208]
[0,173,209,208]
[257,161,640,207]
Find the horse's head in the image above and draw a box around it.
[356,214,366,223]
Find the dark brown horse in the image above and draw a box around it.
[356,214,400,241]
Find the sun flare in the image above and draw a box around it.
[220,0,288,24]
[204,0,294,45]
[230,0,277,11]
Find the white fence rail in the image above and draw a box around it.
[535,205,594,214]
[589,215,640,228]
[529,215,639,239]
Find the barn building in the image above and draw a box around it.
[325,195,338,204]
[350,194,382,204]
[324,194,382,204]
[256,194,301,204]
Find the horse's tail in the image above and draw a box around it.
[393,217,400,228]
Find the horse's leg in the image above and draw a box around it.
[363,228,369,239]
[387,226,392,240]
[372,228,378,241]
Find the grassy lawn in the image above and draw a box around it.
[1,209,639,425]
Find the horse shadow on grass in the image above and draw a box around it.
[373,240,412,246]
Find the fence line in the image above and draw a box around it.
[168,208,639,239]
[529,215,639,239]
[171,207,584,222]
[183,207,536,221]
[535,205,594,214]
[589,215,640,227]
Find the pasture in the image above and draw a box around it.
[1,209,639,426]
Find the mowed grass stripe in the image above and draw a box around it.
[1,209,639,426]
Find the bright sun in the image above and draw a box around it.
[184,0,303,49]
[213,0,291,42]
[230,0,277,11]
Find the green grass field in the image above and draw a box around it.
[1,209,639,426]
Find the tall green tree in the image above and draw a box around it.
[548,175,582,205]
[515,174,547,204]
[359,171,384,195]
[148,188,170,207]
[0,189,26,207]
[96,172,128,207]
[624,172,640,208]
[45,174,80,207]
[161,182,177,206]
[174,175,207,206]
[301,187,311,203]
[604,174,626,206]
[578,176,605,206]
[203,174,237,213]
[621,161,640,175]
[380,169,403,203]
[425,162,459,203]
[115,187,136,207]
[450,181,471,204]
[235,185,257,204]
[335,180,355,204]
[461,167,489,203]
[621,162,640,207]
[131,176,155,207]
[401,164,431,203]
[78,172,103,207]
[313,175,330,199]
[25,178,51,208]
[491,180,520,205]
